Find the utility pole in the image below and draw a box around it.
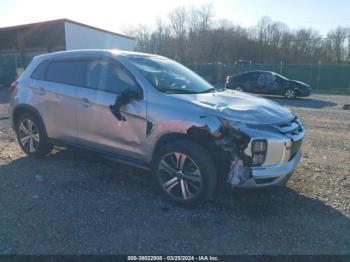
[317,60,321,91]
[348,33,350,62]
[280,60,283,74]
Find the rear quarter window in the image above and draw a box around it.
[31,60,49,80]
[232,74,244,81]
[45,60,86,86]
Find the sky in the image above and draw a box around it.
[0,0,349,36]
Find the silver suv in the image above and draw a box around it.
[10,50,305,206]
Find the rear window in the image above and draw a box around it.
[31,60,49,80]
[45,60,86,86]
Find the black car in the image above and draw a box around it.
[225,70,311,99]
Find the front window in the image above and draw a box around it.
[258,73,276,85]
[126,55,215,94]
[85,60,138,93]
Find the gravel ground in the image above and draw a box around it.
[0,88,349,255]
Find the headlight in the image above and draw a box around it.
[251,139,267,166]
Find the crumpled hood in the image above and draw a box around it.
[173,90,294,125]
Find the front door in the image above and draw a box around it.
[76,58,147,160]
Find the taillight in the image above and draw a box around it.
[10,81,17,92]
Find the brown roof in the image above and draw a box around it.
[0,18,134,40]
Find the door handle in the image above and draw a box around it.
[80,97,92,107]
[30,86,45,95]
[38,87,45,95]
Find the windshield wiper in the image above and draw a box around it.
[198,87,216,93]
[163,89,198,94]
[162,87,217,94]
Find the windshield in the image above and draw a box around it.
[126,56,215,94]
[274,73,289,81]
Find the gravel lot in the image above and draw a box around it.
[0,88,349,255]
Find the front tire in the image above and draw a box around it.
[16,112,53,158]
[284,87,296,99]
[151,140,217,207]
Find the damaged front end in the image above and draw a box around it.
[188,114,305,189]
[188,116,254,187]
[215,118,253,187]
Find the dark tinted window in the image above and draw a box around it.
[85,60,138,93]
[232,74,243,81]
[258,73,276,85]
[31,60,49,80]
[245,72,260,81]
[45,60,86,86]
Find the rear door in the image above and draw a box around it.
[31,59,85,143]
[243,72,260,93]
[75,57,147,160]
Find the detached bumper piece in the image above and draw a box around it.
[227,117,305,188]
[245,150,301,187]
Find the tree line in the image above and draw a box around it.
[125,4,350,65]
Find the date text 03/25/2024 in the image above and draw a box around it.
[127,256,219,261]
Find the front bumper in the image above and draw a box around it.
[296,89,311,97]
[237,150,301,188]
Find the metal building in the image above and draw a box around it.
[0,19,135,86]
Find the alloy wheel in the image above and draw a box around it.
[235,86,244,92]
[285,88,296,99]
[18,119,40,153]
[158,152,202,200]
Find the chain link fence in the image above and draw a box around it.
[1,53,350,95]
[188,63,350,95]
[0,51,45,88]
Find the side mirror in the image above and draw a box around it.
[131,89,143,100]
[109,89,143,121]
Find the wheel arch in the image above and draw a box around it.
[12,104,48,136]
[152,129,229,175]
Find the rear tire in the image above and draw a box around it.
[235,86,244,92]
[151,140,217,207]
[15,112,53,158]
